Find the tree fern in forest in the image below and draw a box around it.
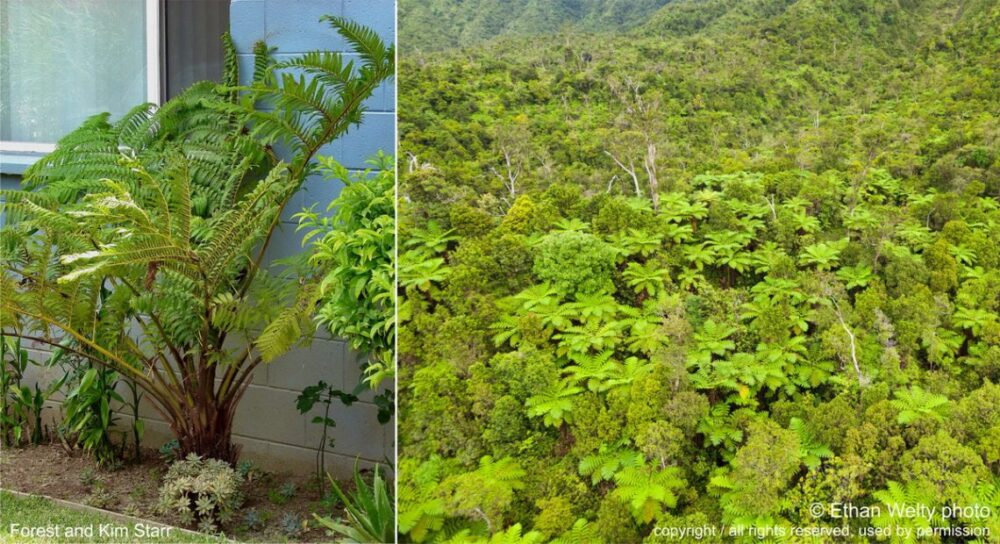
[890,386,950,425]
[611,464,686,523]
[0,17,394,463]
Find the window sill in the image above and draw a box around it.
[0,150,45,176]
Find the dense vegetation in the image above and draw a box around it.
[398,0,1000,541]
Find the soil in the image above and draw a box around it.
[0,442,349,542]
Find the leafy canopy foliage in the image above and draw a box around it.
[398,0,1000,540]
[293,153,396,387]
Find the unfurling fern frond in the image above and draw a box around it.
[252,40,274,86]
[221,31,240,96]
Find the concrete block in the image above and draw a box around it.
[220,335,270,386]
[232,385,306,445]
[299,170,346,210]
[340,111,394,169]
[261,221,308,264]
[342,349,377,403]
[343,0,394,42]
[265,338,346,391]
[264,441,377,478]
[230,0,267,52]
[264,0,346,54]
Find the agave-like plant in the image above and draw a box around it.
[0,18,394,462]
[314,464,395,544]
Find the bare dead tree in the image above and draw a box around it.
[607,76,665,210]
[605,150,641,197]
[489,123,533,200]
[821,280,867,387]
[606,174,620,193]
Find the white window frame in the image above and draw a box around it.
[0,0,161,154]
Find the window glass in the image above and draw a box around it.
[0,0,149,144]
[165,0,228,99]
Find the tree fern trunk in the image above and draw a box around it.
[175,400,240,464]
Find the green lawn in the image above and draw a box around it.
[0,491,226,543]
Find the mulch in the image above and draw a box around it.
[0,442,346,542]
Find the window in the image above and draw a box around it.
[163,0,229,100]
[0,0,160,152]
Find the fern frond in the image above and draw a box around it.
[255,282,320,362]
[198,163,291,288]
[321,15,394,76]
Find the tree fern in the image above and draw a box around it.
[891,386,950,425]
[0,18,395,463]
[611,464,686,523]
[871,481,944,543]
[438,456,526,533]
[788,417,833,470]
[525,382,583,427]
[549,519,599,544]
[578,443,643,485]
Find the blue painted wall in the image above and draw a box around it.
[231,0,395,261]
[223,0,396,472]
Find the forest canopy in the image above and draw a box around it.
[398,0,1000,541]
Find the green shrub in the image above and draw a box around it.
[532,231,616,295]
[295,155,395,388]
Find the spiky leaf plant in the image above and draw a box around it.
[0,17,394,463]
[314,464,394,544]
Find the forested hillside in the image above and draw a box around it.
[398,0,1000,541]
[399,0,671,51]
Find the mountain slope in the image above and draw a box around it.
[399,0,672,51]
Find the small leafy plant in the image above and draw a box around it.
[296,380,358,494]
[280,513,305,538]
[85,487,116,509]
[79,468,98,488]
[295,155,396,387]
[279,482,297,500]
[236,459,263,483]
[159,439,181,464]
[268,481,298,505]
[0,336,63,446]
[242,508,265,531]
[60,365,126,467]
[158,453,243,532]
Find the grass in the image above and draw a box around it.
[0,490,227,543]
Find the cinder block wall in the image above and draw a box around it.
[181,0,396,475]
[7,1,395,478]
